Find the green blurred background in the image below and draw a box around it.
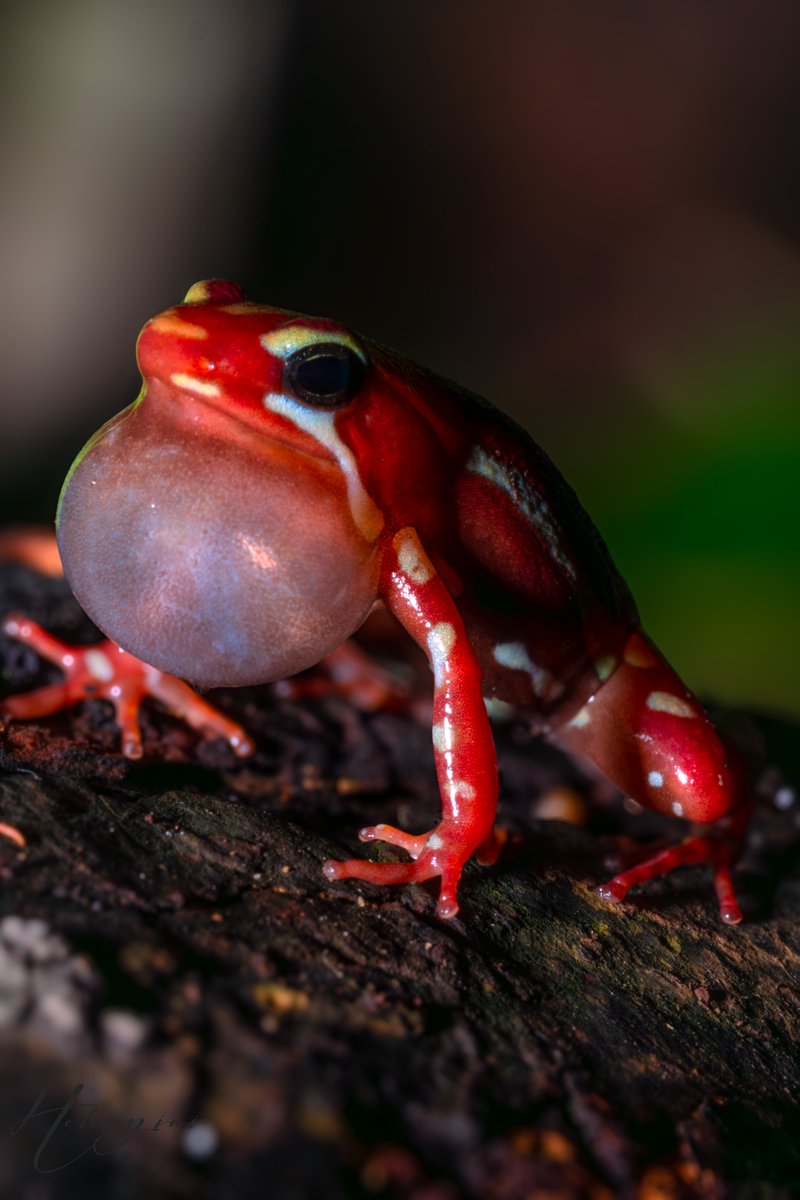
[571,345,800,712]
[0,0,797,714]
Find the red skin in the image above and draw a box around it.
[2,280,752,922]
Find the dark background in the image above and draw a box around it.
[0,0,798,712]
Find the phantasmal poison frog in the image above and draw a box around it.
[2,280,752,924]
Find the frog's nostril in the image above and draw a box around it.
[183,279,246,305]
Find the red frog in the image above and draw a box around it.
[2,280,751,923]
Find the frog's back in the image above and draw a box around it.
[346,341,638,726]
[446,386,639,723]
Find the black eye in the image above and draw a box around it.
[283,342,365,407]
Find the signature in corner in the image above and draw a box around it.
[11,1083,199,1173]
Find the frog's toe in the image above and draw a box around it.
[322,854,437,888]
[357,823,428,859]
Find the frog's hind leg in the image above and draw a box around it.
[557,630,751,923]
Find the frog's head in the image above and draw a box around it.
[56,280,384,687]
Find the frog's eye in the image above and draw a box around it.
[283,343,365,408]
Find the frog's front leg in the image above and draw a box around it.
[1,614,253,760]
[323,529,499,918]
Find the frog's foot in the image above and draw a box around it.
[358,821,507,867]
[274,641,411,712]
[1,615,254,760]
[596,811,750,925]
[323,822,474,918]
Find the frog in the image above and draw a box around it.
[2,279,752,923]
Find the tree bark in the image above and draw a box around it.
[0,558,798,1199]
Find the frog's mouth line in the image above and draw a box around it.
[153,379,338,471]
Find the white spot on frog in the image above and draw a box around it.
[594,655,617,682]
[149,314,209,340]
[427,833,444,850]
[671,800,685,817]
[395,531,433,584]
[466,445,576,579]
[261,326,366,364]
[646,691,696,718]
[648,770,664,788]
[493,642,553,699]
[85,649,114,683]
[446,779,476,807]
[568,705,591,729]
[427,623,456,686]
[170,373,221,399]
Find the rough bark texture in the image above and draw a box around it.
[0,558,798,1200]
